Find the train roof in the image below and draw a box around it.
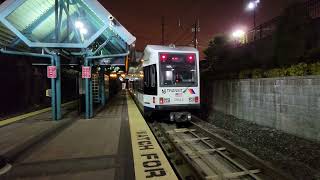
[145,45,198,52]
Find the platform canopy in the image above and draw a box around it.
[0,0,135,51]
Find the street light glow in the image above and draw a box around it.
[232,29,246,39]
[247,0,260,11]
[247,2,255,10]
[231,29,247,44]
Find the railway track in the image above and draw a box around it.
[148,119,294,180]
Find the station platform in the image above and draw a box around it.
[0,91,178,180]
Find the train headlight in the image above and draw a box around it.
[187,114,192,120]
[170,113,175,122]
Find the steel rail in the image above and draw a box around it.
[189,120,295,180]
[169,128,226,179]
[150,122,203,180]
[148,118,295,180]
[167,127,262,180]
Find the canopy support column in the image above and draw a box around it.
[55,54,62,120]
[84,57,90,119]
[89,61,93,118]
[50,57,57,120]
[99,66,106,106]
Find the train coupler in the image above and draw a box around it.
[170,112,192,123]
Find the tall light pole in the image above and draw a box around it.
[247,0,260,40]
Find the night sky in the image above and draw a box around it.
[102,0,293,57]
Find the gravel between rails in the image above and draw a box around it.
[194,111,320,180]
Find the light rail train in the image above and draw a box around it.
[128,45,200,123]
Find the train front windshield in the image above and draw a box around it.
[159,53,198,87]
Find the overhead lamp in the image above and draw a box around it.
[80,28,88,35]
[75,21,84,29]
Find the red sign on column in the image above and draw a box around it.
[47,66,57,79]
[82,66,91,79]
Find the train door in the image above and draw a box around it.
[143,64,157,108]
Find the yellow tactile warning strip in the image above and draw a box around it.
[0,101,77,127]
[126,94,178,180]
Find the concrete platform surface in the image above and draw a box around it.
[0,105,77,158]
[1,92,135,180]
[1,92,178,180]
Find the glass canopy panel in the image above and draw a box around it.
[96,28,127,53]
[4,0,105,47]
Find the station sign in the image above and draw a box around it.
[47,66,57,79]
[82,66,91,79]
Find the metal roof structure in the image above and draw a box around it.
[0,0,136,120]
[0,22,29,50]
[0,0,135,53]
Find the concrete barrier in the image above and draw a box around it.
[204,76,320,142]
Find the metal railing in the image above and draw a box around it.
[306,0,320,18]
[246,0,320,44]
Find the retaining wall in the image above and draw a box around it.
[205,76,320,141]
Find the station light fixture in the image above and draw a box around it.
[75,20,88,35]
[80,28,88,35]
[75,21,84,29]
[110,73,117,78]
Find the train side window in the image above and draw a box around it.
[144,67,149,88]
[143,65,157,95]
[151,65,156,87]
[140,78,143,92]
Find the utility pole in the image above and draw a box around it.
[192,18,200,49]
[161,16,165,45]
[253,8,256,40]
[253,8,256,28]
[178,17,182,29]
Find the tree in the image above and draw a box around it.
[274,1,312,66]
[203,35,229,71]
